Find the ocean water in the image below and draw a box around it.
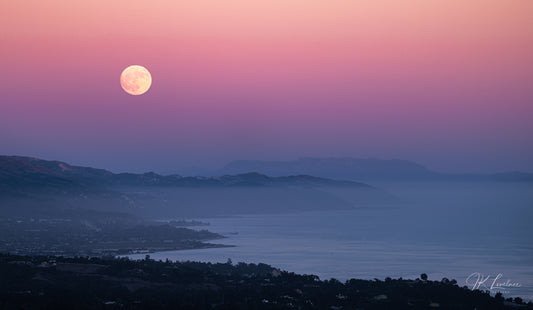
[128,182,533,300]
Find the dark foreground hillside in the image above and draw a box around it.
[0,254,530,310]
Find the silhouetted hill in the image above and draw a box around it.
[216,158,533,182]
[0,156,370,190]
[0,156,390,218]
[218,158,434,181]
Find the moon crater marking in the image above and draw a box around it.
[120,65,152,95]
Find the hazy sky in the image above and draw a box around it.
[1,0,532,173]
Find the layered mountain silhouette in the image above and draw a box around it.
[0,156,389,218]
[0,156,369,191]
[214,158,533,182]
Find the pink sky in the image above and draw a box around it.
[1,0,532,173]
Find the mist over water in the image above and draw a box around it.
[129,182,533,300]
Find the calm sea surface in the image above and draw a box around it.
[128,182,533,300]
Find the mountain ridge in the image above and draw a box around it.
[0,156,390,218]
[212,157,533,182]
[0,155,370,190]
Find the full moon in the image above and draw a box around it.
[120,65,152,95]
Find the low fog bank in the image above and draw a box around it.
[362,181,533,247]
[0,185,395,221]
[119,185,397,218]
